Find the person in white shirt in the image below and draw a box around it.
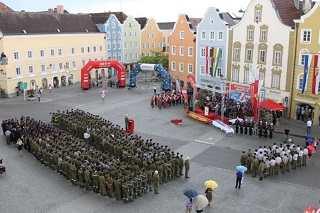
[275,156,282,175]
[270,158,276,176]
[307,120,312,133]
[281,154,288,173]
[5,129,11,145]
[298,150,304,167]
[296,145,301,153]
[185,197,193,213]
[302,148,309,166]
[292,153,298,169]
[265,158,270,176]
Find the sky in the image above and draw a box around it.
[2,0,252,22]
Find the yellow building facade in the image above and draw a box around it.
[291,2,320,125]
[0,33,105,97]
[141,18,163,56]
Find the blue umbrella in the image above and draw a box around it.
[236,165,247,172]
[183,189,199,198]
[306,138,315,144]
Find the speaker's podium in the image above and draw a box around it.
[125,119,134,133]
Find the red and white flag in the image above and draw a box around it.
[312,54,319,94]
[205,46,209,74]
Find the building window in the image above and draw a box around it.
[179,62,184,72]
[180,31,184,39]
[171,61,176,71]
[245,70,250,83]
[188,47,193,57]
[41,64,46,72]
[232,69,239,81]
[112,22,115,28]
[135,42,138,48]
[59,62,63,70]
[246,49,252,62]
[272,74,280,88]
[82,60,86,66]
[218,31,223,41]
[147,43,150,49]
[118,41,121,49]
[27,50,32,58]
[65,62,70,69]
[113,53,117,60]
[100,45,103,52]
[255,9,262,22]
[151,42,155,48]
[118,53,122,61]
[40,49,44,57]
[188,64,193,73]
[209,31,215,40]
[200,65,205,75]
[150,25,153,30]
[260,30,267,42]
[152,33,155,38]
[233,48,240,60]
[50,49,55,56]
[112,41,116,49]
[81,47,84,53]
[58,48,62,56]
[107,32,111,39]
[301,30,311,43]
[200,48,206,58]
[300,54,308,65]
[87,47,90,53]
[201,31,206,40]
[71,47,75,54]
[72,61,76,68]
[51,63,56,71]
[112,32,116,39]
[247,30,254,41]
[259,72,265,81]
[274,51,281,65]
[107,41,111,50]
[16,67,21,75]
[28,66,33,74]
[216,68,222,77]
[259,50,266,63]
[117,31,121,38]
[13,51,19,59]
[180,46,184,56]
[136,53,139,60]
[172,46,176,55]
[298,76,303,90]
[93,46,97,52]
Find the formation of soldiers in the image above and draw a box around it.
[2,109,190,203]
[150,92,184,109]
[240,140,311,181]
[235,119,275,139]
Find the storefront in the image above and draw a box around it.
[291,91,320,125]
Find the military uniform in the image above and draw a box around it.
[99,173,107,196]
[184,158,190,178]
[153,171,160,194]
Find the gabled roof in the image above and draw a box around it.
[189,18,202,31]
[0,12,100,35]
[219,12,241,26]
[157,22,175,30]
[135,17,147,29]
[272,0,302,28]
[90,11,127,24]
[0,2,14,12]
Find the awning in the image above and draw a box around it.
[259,99,286,111]
[294,98,315,105]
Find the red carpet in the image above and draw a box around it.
[194,108,229,124]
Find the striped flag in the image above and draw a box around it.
[312,54,319,94]
[302,54,311,94]
[213,48,222,77]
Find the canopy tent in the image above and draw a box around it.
[259,99,286,111]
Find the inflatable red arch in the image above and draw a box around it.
[81,60,126,89]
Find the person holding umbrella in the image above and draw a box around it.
[204,180,218,206]
[185,197,193,213]
[183,188,198,213]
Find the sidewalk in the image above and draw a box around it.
[275,117,320,138]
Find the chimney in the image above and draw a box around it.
[48,8,53,13]
[302,0,312,14]
[21,10,25,12]
[56,5,64,14]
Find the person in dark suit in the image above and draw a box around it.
[235,170,243,189]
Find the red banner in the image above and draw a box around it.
[312,54,319,94]
[251,80,259,121]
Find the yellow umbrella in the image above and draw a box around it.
[205,180,218,189]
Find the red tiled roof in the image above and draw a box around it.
[0,2,14,12]
[272,0,302,28]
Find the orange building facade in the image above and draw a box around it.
[140,18,163,57]
[168,14,196,86]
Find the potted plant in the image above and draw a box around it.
[26,88,36,101]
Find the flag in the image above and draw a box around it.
[312,54,319,94]
[213,48,222,77]
[302,54,311,94]
[250,80,259,121]
[210,47,216,76]
[205,46,209,74]
[176,79,181,93]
